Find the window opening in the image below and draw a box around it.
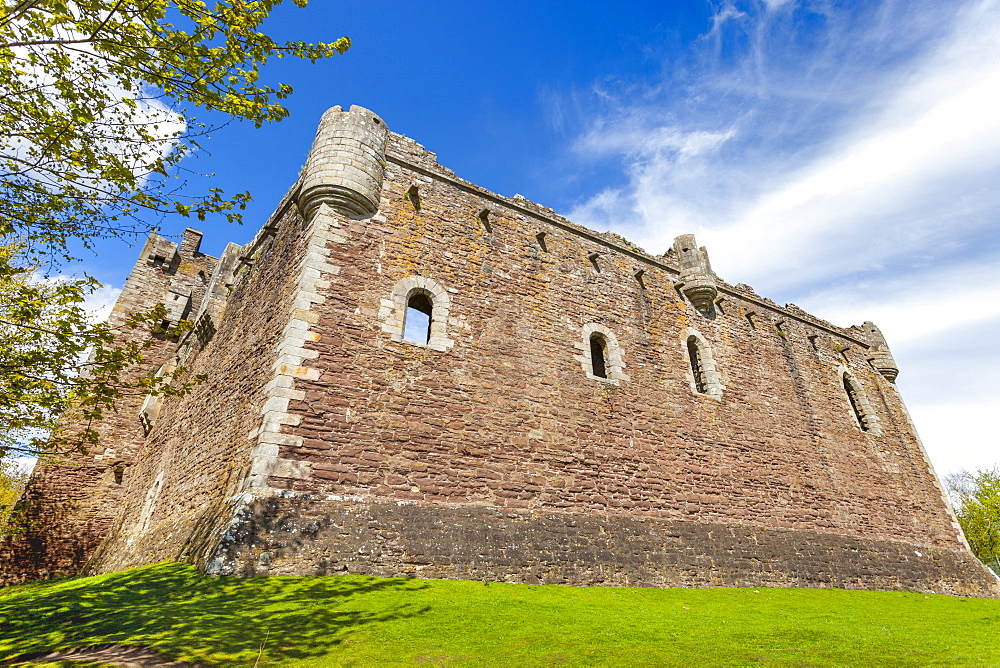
[844,376,868,431]
[590,333,608,378]
[403,292,433,345]
[808,334,819,351]
[151,255,165,268]
[687,336,707,394]
[588,252,601,272]
[113,466,124,485]
[406,184,421,211]
[633,268,646,289]
[478,208,491,232]
[535,231,548,251]
[745,312,756,330]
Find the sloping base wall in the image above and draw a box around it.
[205,497,1000,598]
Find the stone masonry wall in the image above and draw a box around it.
[213,497,999,597]
[85,199,311,574]
[199,129,992,595]
[0,231,216,585]
[265,133,963,552]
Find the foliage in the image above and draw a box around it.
[0,242,204,458]
[0,0,349,263]
[946,468,1000,562]
[0,1,347,456]
[2,562,1000,666]
[0,457,31,530]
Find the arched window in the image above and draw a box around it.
[687,336,707,394]
[680,329,723,400]
[579,323,628,383]
[844,374,868,432]
[380,275,454,351]
[839,369,881,436]
[403,291,433,345]
[590,333,608,378]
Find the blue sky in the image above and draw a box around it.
[80,0,999,479]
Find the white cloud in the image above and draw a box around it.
[1,41,186,194]
[578,123,736,160]
[709,3,747,33]
[907,400,1000,477]
[796,254,1000,347]
[85,283,123,323]
[563,0,1000,477]
[38,273,122,324]
[701,3,1000,291]
[3,455,36,476]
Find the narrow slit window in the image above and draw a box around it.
[478,208,491,232]
[688,336,707,394]
[590,333,608,378]
[406,184,421,211]
[403,292,433,345]
[844,376,869,432]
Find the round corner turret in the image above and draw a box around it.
[673,233,718,312]
[299,105,389,221]
[861,320,900,382]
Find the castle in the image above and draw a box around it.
[3,105,997,596]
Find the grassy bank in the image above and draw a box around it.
[1,562,999,665]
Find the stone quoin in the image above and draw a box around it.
[2,105,997,596]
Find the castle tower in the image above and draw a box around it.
[13,106,995,597]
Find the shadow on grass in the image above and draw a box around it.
[0,561,430,664]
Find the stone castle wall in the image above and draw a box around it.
[196,121,992,595]
[6,105,995,596]
[262,131,961,549]
[0,231,216,585]
[213,498,996,596]
[85,195,312,574]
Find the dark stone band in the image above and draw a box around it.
[208,497,1000,597]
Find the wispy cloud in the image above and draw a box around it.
[563,0,1000,475]
[84,283,123,323]
[797,256,1000,349]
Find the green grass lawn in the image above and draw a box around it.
[1,562,999,666]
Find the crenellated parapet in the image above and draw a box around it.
[299,105,388,220]
[672,234,718,312]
